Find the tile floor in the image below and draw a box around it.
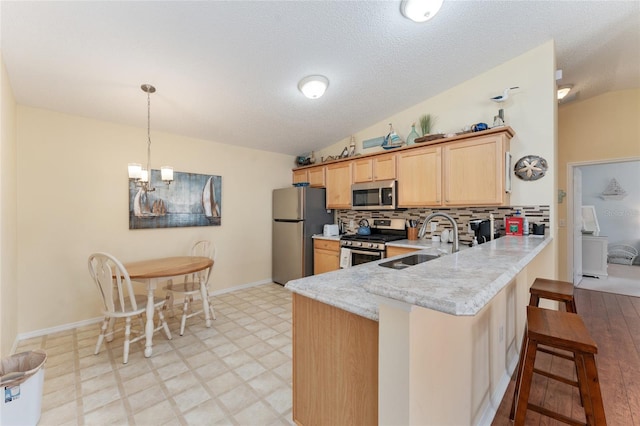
[15,283,294,425]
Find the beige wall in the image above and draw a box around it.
[16,106,294,335]
[320,41,558,276]
[318,41,557,211]
[557,88,640,279]
[8,39,560,341]
[1,54,19,356]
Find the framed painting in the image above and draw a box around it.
[129,170,221,229]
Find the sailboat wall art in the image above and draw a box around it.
[129,170,222,229]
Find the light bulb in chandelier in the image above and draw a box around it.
[128,84,173,191]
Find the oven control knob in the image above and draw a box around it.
[368,243,374,248]
[356,242,362,247]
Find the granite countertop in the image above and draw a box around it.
[387,238,471,253]
[312,234,341,241]
[286,236,552,321]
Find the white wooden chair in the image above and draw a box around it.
[88,252,172,364]
[164,240,217,335]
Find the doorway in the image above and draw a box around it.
[566,157,640,295]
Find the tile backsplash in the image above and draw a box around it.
[336,206,550,245]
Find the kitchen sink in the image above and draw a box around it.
[379,253,439,270]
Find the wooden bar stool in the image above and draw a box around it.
[512,306,606,425]
[529,277,577,313]
[510,278,580,420]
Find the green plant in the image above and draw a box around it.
[419,114,434,136]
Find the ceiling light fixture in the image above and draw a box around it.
[298,75,329,99]
[557,85,573,100]
[128,84,173,191]
[400,0,444,23]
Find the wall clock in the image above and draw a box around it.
[514,155,548,181]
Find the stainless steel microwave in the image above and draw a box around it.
[351,180,397,210]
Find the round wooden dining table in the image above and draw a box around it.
[123,256,214,357]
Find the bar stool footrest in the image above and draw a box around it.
[538,345,575,361]
[528,403,586,426]
[533,368,579,387]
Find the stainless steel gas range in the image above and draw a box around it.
[339,218,407,267]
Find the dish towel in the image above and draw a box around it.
[339,248,352,269]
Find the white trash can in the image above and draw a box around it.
[1,350,47,426]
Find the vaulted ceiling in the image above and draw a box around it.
[2,1,638,155]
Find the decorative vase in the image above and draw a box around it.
[406,123,419,145]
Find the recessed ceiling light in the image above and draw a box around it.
[400,0,444,23]
[298,75,329,99]
[557,85,573,100]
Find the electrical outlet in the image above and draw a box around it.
[559,219,566,227]
[430,222,437,232]
[349,220,355,228]
[499,326,504,342]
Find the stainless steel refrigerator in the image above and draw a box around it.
[272,186,333,285]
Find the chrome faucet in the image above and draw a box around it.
[418,212,460,253]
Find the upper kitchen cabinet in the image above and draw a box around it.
[352,154,396,183]
[442,131,511,206]
[293,165,326,187]
[397,146,442,207]
[292,127,514,209]
[326,162,353,209]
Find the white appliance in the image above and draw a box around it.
[323,224,339,237]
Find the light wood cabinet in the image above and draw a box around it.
[313,239,340,275]
[353,154,396,183]
[308,166,326,187]
[443,134,510,206]
[386,246,420,258]
[292,293,378,425]
[325,162,352,209]
[397,146,442,207]
[293,165,325,187]
[292,168,307,185]
[292,127,514,208]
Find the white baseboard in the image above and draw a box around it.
[476,347,519,425]
[16,316,103,342]
[211,279,273,296]
[476,371,513,425]
[13,278,275,349]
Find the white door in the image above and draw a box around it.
[573,167,583,285]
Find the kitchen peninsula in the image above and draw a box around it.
[286,235,553,425]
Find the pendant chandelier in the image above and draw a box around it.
[128,84,173,191]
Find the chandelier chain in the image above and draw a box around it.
[146,88,152,179]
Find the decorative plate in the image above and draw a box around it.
[514,155,548,181]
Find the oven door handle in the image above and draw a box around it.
[350,249,383,257]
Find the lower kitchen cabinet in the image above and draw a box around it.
[292,293,378,425]
[313,239,340,274]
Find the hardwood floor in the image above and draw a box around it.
[492,288,640,425]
